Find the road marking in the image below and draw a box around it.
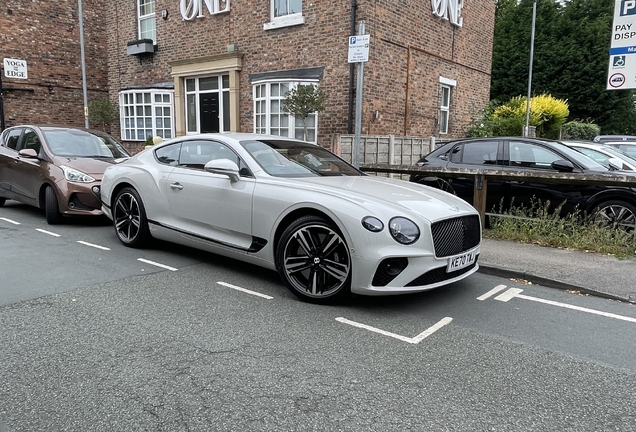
[0,217,20,225]
[137,258,178,272]
[477,284,507,301]
[495,288,636,324]
[36,228,61,237]
[216,281,273,300]
[76,241,110,251]
[335,317,453,344]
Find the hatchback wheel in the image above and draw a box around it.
[276,215,351,303]
[0,197,5,207]
[592,200,636,231]
[45,186,63,225]
[113,187,151,248]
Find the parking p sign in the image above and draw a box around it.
[348,35,370,63]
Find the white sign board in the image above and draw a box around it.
[607,0,636,89]
[3,58,28,80]
[348,35,370,63]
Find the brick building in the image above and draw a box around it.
[0,0,108,129]
[2,1,495,152]
[107,0,494,151]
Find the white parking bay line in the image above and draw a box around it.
[137,258,178,272]
[0,217,20,225]
[336,317,453,344]
[495,288,636,324]
[477,284,508,301]
[216,281,273,300]
[76,241,110,251]
[36,228,61,237]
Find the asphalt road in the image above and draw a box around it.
[1,202,636,432]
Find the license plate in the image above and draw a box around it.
[446,250,476,273]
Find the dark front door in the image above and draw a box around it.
[199,94,220,133]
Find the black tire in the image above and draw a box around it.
[591,200,636,231]
[0,197,5,207]
[45,186,63,225]
[113,187,151,248]
[276,215,352,304]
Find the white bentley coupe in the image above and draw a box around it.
[101,133,481,303]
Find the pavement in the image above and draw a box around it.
[478,238,636,304]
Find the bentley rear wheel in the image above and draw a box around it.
[276,215,351,303]
[113,187,151,248]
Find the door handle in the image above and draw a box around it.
[169,182,183,190]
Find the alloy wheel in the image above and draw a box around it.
[114,192,142,243]
[282,224,351,298]
[594,204,636,231]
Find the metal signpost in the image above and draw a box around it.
[348,21,369,168]
[607,0,636,90]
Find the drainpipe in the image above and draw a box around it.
[347,0,357,134]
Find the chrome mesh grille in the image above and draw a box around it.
[431,215,480,258]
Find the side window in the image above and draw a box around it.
[449,142,499,165]
[618,145,636,159]
[3,129,23,151]
[509,141,560,169]
[19,129,42,155]
[460,141,499,165]
[179,140,239,169]
[154,143,181,166]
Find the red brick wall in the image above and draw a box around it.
[106,0,494,148]
[0,0,109,129]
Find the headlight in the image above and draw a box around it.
[60,165,95,183]
[389,217,420,245]
[361,216,384,232]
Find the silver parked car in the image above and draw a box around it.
[100,133,481,303]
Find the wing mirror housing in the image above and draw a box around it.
[607,157,624,171]
[204,158,240,182]
[18,149,38,158]
[551,159,575,172]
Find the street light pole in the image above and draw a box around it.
[524,0,537,137]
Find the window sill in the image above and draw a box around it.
[263,14,305,31]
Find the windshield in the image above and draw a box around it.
[43,129,131,158]
[554,141,608,171]
[240,139,363,177]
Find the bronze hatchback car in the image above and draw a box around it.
[0,125,130,224]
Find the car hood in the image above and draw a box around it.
[282,175,477,221]
[52,156,127,175]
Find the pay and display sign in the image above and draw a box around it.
[607,0,636,89]
[348,35,370,63]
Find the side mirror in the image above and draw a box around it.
[18,149,38,158]
[608,157,624,171]
[204,158,240,182]
[551,159,574,172]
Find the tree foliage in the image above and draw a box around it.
[282,85,328,141]
[88,98,119,131]
[490,0,636,134]
[469,94,568,137]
